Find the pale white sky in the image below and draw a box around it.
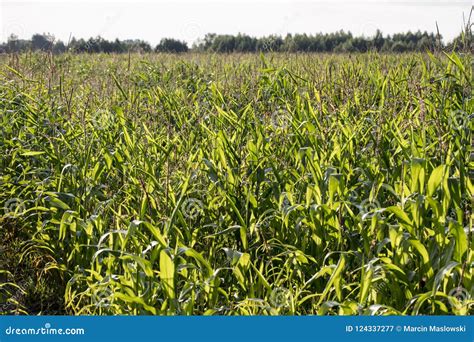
[0,0,472,45]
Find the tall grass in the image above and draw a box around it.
[0,51,472,315]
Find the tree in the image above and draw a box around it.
[31,34,53,51]
[6,34,30,52]
[372,29,384,51]
[155,38,188,53]
[391,41,408,52]
[53,41,66,54]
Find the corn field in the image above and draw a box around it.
[0,52,472,315]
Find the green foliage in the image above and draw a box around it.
[155,38,189,53]
[2,27,471,54]
[0,51,472,316]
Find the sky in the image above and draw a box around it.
[0,0,472,45]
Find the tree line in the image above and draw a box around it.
[0,29,471,54]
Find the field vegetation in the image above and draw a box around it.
[0,50,472,315]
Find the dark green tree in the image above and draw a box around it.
[155,38,188,53]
